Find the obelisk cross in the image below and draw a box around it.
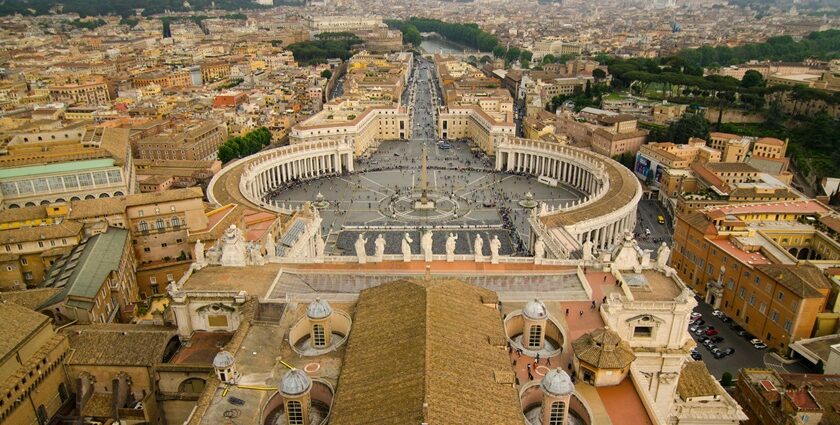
[420,142,429,204]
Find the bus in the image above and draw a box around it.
[538,176,558,187]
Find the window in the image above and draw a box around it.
[549,401,565,425]
[759,302,767,314]
[754,276,760,285]
[777,292,785,301]
[286,401,304,425]
[171,216,181,227]
[770,311,779,322]
[528,325,542,348]
[749,294,756,306]
[313,324,326,348]
[150,276,157,284]
[20,258,28,265]
[166,273,173,281]
[138,221,148,232]
[739,287,746,299]
[37,241,44,248]
[151,284,159,295]
[634,326,653,338]
[138,210,144,217]
[156,218,165,230]
[23,272,33,280]
[4,245,9,252]
[727,278,734,289]
[144,247,151,253]
[783,319,793,333]
[791,300,798,311]
[170,205,176,212]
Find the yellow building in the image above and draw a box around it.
[0,303,71,425]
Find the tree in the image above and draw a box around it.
[320,69,333,80]
[592,68,607,81]
[721,372,733,387]
[505,47,521,63]
[765,101,785,130]
[741,69,764,88]
[520,58,530,69]
[668,113,710,144]
[519,50,533,63]
[218,144,237,164]
[541,54,556,64]
[493,45,506,59]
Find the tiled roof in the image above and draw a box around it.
[329,279,522,425]
[754,264,831,299]
[572,327,635,369]
[0,302,49,361]
[0,220,83,244]
[677,361,720,399]
[63,323,176,366]
[0,288,61,310]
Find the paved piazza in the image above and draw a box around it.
[265,139,584,256]
[265,57,585,256]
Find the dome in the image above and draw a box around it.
[213,351,235,369]
[541,368,574,396]
[523,299,548,320]
[280,369,312,396]
[572,327,636,369]
[307,298,333,319]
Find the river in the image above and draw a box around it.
[419,37,489,56]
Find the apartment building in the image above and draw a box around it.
[0,204,83,290]
[671,201,836,353]
[135,120,227,161]
[48,76,113,106]
[708,132,752,162]
[0,303,71,425]
[290,100,410,156]
[39,227,138,325]
[588,114,647,157]
[736,369,840,425]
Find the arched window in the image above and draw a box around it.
[313,324,326,348]
[178,378,206,394]
[138,221,148,232]
[286,400,304,425]
[528,325,542,348]
[156,218,165,230]
[549,401,565,425]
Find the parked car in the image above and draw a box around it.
[705,329,719,336]
[723,347,735,355]
[720,316,732,323]
[712,310,724,317]
[691,312,703,320]
[698,336,711,343]
[753,342,768,349]
[711,336,724,343]
[691,351,702,360]
[689,325,700,333]
[690,319,705,327]
[742,332,756,340]
[713,351,727,359]
[703,339,716,348]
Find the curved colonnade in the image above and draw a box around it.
[209,137,640,260]
[208,140,354,214]
[495,138,642,258]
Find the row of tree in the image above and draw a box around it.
[217,127,273,164]
[675,30,840,68]
[384,20,422,46]
[285,32,363,65]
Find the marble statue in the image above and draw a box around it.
[355,234,368,264]
[421,230,434,262]
[489,235,501,264]
[374,234,386,262]
[533,237,545,264]
[445,233,458,262]
[315,235,325,258]
[474,234,484,262]
[194,239,205,264]
[264,233,276,258]
[207,246,221,264]
[582,239,594,262]
[401,232,413,262]
[656,242,671,269]
[247,242,263,265]
[220,225,248,267]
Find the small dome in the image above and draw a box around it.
[307,298,332,319]
[542,368,574,396]
[523,299,547,320]
[213,351,235,369]
[280,369,312,396]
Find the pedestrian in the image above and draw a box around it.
[535,353,540,363]
[602,296,607,303]
[513,359,517,367]
[603,275,607,282]
[527,364,531,372]
[528,372,533,381]
[579,310,583,317]
[546,356,551,366]
[591,300,596,309]
[567,362,572,370]
[565,308,569,316]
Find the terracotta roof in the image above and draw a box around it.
[0,302,50,361]
[330,279,522,425]
[68,187,204,219]
[0,205,49,223]
[677,362,720,399]
[64,323,176,366]
[704,162,760,174]
[756,137,785,147]
[0,220,82,244]
[754,264,831,299]
[572,327,635,369]
[0,288,61,310]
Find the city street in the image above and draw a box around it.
[634,199,672,252]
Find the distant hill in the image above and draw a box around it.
[0,0,302,18]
